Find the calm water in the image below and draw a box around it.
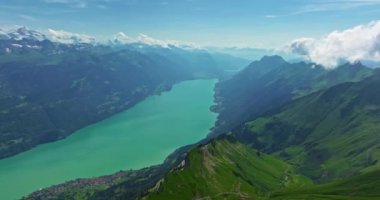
[0,79,217,200]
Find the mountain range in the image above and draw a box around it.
[211,55,372,136]
[23,55,380,200]
[0,27,247,159]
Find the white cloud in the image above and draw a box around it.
[136,34,171,48]
[285,21,380,68]
[47,29,95,44]
[264,15,277,19]
[0,26,96,44]
[44,0,87,8]
[113,32,134,44]
[97,4,108,9]
[299,0,380,14]
[113,32,200,49]
[18,14,37,21]
[268,0,380,19]
[0,28,11,40]
[0,26,199,48]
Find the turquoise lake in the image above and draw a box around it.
[0,79,217,200]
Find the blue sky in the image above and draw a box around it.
[1,0,380,48]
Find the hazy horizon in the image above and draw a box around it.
[2,0,380,49]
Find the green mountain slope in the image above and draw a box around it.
[0,47,223,159]
[0,49,181,159]
[145,137,313,200]
[24,165,169,200]
[212,56,373,136]
[233,72,380,181]
[271,170,380,199]
[144,71,380,199]
[145,138,380,200]
[25,60,380,200]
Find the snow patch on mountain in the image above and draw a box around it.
[0,26,95,45]
[47,29,95,44]
[112,31,200,50]
[0,26,200,50]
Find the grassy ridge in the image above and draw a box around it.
[145,137,380,200]
[24,59,380,199]
[146,137,313,200]
[233,73,380,181]
[146,72,380,200]
[212,56,373,136]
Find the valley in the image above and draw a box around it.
[1,15,380,199]
[28,57,380,200]
[0,79,217,200]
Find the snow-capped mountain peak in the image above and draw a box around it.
[0,28,11,40]
[111,31,200,50]
[6,26,47,41]
[0,26,96,45]
[0,26,200,51]
[47,29,96,44]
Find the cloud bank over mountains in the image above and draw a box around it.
[47,29,95,44]
[0,26,199,49]
[0,26,95,44]
[3,20,380,67]
[286,21,380,68]
[113,31,199,49]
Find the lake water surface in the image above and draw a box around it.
[0,79,217,200]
